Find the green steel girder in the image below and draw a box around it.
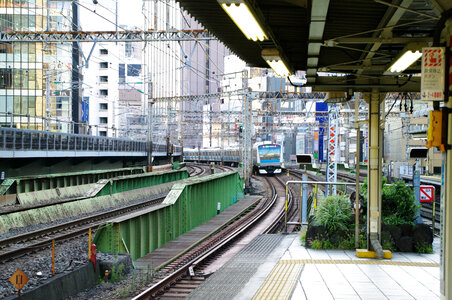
[93,171,243,261]
[0,167,144,195]
[95,169,189,197]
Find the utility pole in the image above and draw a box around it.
[242,70,252,189]
[45,70,51,131]
[71,0,80,134]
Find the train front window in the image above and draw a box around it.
[258,145,281,163]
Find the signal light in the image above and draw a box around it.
[239,125,243,133]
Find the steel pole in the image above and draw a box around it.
[440,28,452,300]
[355,96,360,248]
[366,89,383,258]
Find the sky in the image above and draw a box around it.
[79,0,143,31]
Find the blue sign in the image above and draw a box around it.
[81,97,89,122]
[319,127,325,162]
[315,102,328,124]
[316,102,328,162]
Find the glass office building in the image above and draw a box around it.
[0,0,74,132]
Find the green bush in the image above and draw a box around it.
[311,240,323,249]
[360,177,418,224]
[382,181,418,224]
[338,236,355,250]
[415,242,433,254]
[314,194,352,233]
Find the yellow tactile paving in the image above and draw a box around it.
[253,260,304,300]
[299,259,439,267]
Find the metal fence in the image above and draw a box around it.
[0,127,147,153]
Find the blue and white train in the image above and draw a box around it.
[183,147,241,165]
[183,142,283,175]
[253,142,283,174]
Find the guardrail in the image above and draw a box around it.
[0,127,146,153]
[0,127,182,157]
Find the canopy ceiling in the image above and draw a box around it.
[176,0,452,92]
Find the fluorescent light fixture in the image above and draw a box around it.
[266,60,291,76]
[219,1,267,41]
[388,50,422,73]
[262,49,291,77]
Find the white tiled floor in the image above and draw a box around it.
[285,238,440,300]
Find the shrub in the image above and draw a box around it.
[300,229,307,246]
[382,214,407,225]
[338,236,355,250]
[415,242,433,254]
[314,194,352,234]
[382,181,418,224]
[360,177,418,224]
[322,239,336,249]
[311,240,323,249]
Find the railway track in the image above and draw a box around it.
[131,175,287,299]
[0,193,167,263]
[0,164,231,264]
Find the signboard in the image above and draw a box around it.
[9,269,29,291]
[81,97,89,122]
[315,102,328,123]
[421,47,445,101]
[420,185,434,202]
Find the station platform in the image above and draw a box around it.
[189,234,440,300]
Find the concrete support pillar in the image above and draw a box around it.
[442,93,452,300]
[365,89,383,257]
[441,22,452,300]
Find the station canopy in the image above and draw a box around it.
[175,0,452,92]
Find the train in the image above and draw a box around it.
[253,142,283,174]
[183,142,283,175]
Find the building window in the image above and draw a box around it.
[125,42,132,57]
[0,42,12,53]
[99,76,108,83]
[99,89,108,96]
[119,64,125,83]
[99,131,107,136]
[100,49,108,55]
[99,62,108,69]
[99,117,108,124]
[99,103,108,110]
[0,68,12,89]
[127,64,141,77]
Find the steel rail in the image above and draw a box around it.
[132,176,279,300]
[0,194,167,262]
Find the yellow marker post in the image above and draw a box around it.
[52,240,55,276]
[300,184,303,224]
[432,201,436,234]
[285,185,288,232]
[314,184,318,210]
[88,228,92,259]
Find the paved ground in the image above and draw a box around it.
[287,237,440,299]
[191,234,440,300]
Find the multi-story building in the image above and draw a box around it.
[0,1,74,132]
[384,98,442,176]
[82,38,144,139]
[136,1,231,149]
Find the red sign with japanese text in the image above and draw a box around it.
[421,47,445,101]
[420,185,434,202]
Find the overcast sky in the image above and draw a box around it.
[79,0,143,31]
